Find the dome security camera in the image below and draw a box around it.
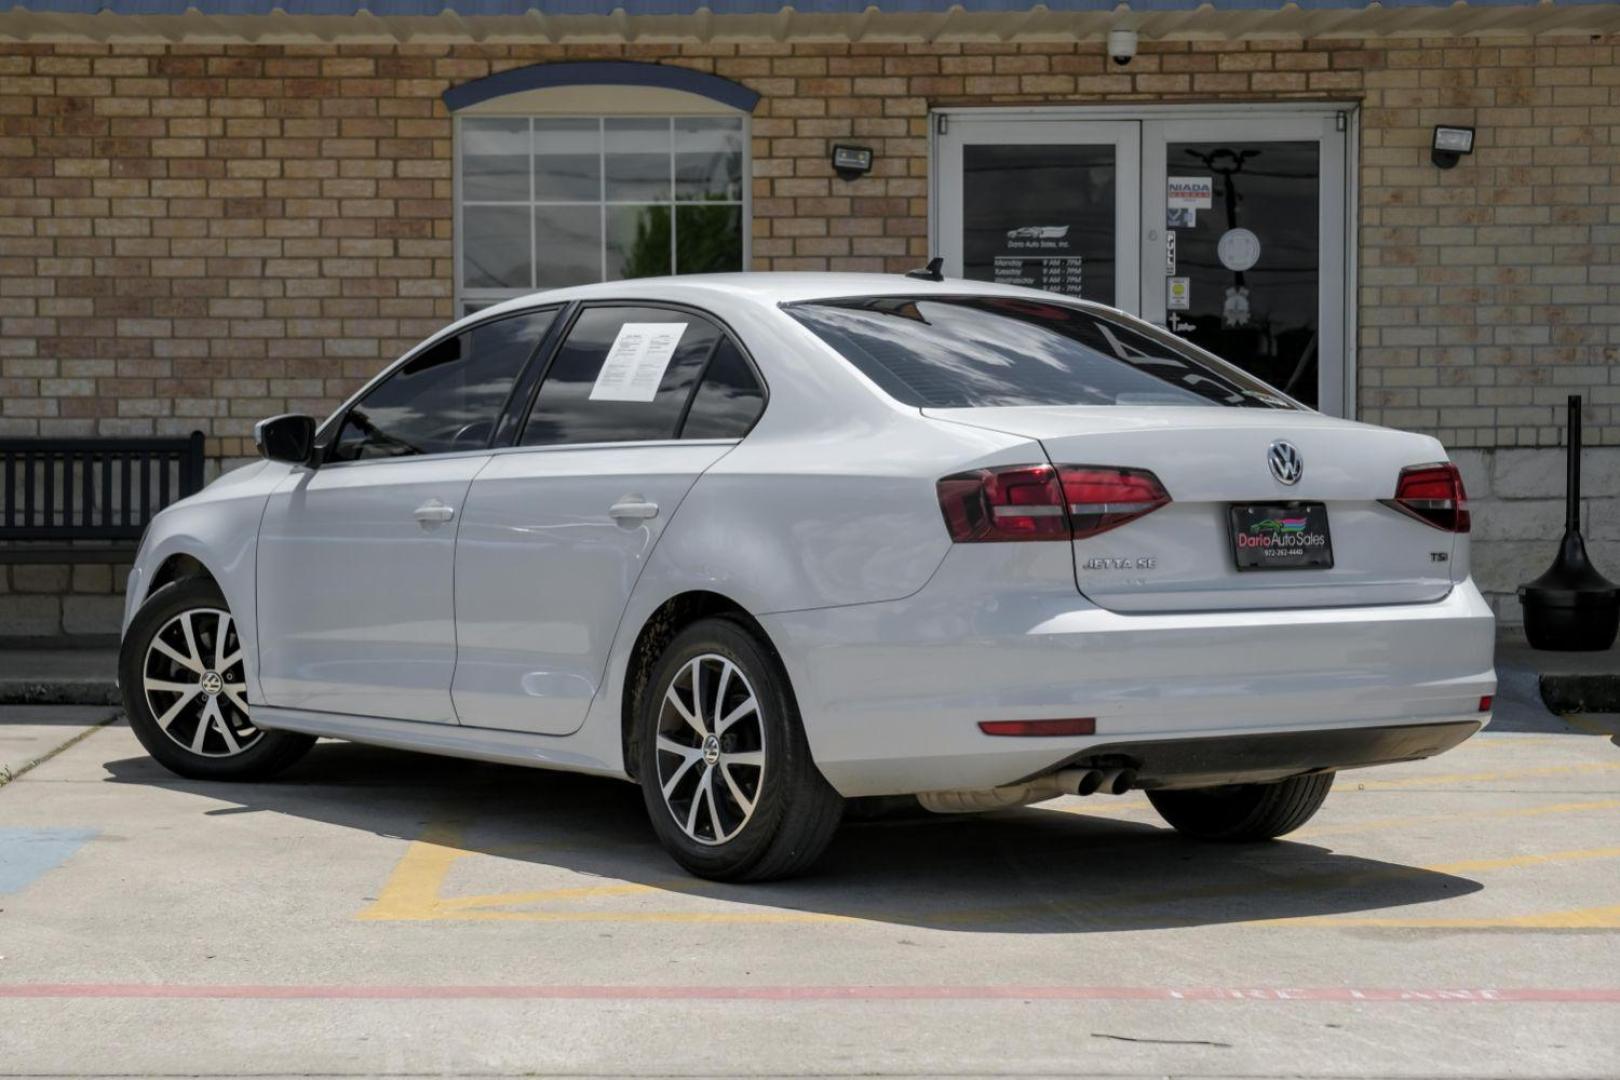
[1108,28,1139,66]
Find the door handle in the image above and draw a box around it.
[414,499,456,525]
[609,497,659,521]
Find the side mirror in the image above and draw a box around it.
[254,413,317,466]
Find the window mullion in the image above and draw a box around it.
[528,117,537,292]
[668,116,677,276]
[599,117,608,283]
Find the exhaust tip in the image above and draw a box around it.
[1074,769,1105,796]
[1110,769,1137,795]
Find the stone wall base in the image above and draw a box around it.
[0,562,129,639]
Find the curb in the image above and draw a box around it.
[0,681,121,707]
[1539,674,1620,717]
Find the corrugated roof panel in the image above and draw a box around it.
[1,0,1615,14]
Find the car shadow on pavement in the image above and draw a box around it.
[103,740,1482,934]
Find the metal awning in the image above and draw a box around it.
[2,0,1617,41]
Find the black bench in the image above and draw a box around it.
[0,432,207,564]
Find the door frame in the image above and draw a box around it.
[928,102,1359,418]
[934,117,1141,313]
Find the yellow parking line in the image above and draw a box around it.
[360,818,1620,928]
[357,826,464,921]
[1271,904,1620,930]
[1352,761,1620,790]
[1292,797,1620,840]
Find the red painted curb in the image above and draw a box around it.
[0,984,1617,1003]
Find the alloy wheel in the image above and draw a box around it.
[655,653,766,846]
[142,607,261,758]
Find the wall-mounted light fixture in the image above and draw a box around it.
[1431,125,1475,169]
[831,144,874,182]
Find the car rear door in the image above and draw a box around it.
[255,309,558,722]
[450,303,766,736]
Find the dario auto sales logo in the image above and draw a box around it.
[1235,516,1328,551]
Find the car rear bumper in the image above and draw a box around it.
[1049,719,1482,791]
[760,547,1496,797]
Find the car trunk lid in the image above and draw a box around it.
[924,406,1459,613]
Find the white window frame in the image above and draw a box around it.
[454,112,752,316]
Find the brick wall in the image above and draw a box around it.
[1,32,1618,635]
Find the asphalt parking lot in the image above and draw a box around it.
[1,687,1618,1078]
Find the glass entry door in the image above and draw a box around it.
[936,110,1348,415]
[936,119,1140,311]
[1140,116,1347,415]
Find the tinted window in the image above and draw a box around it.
[330,311,554,462]
[520,306,720,446]
[680,340,764,439]
[787,296,1292,410]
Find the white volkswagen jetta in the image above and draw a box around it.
[118,273,1496,881]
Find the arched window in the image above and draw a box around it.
[449,61,758,316]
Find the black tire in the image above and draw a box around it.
[1146,772,1335,841]
[119,577,314,781]
[636,616,843,882]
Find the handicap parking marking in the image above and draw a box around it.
[0,828,99,895]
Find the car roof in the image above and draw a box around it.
[464,272,1125,324]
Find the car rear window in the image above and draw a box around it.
[785,295,1292,410]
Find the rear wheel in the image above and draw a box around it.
[120,577,314,781]
[636,617,843,881]
[1146,772,1334,841]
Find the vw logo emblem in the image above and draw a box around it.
[199,671,223,696]
[702,734,721,766]
[1268,440,1304,486]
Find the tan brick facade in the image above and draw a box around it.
[1,31,1618,633]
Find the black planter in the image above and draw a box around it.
[1517,395,1619,651]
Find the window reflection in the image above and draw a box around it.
[520,307,720,447]
[789,297,1291,410]
[332,311,557,462]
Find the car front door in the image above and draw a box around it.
[255,308,558,722]
[450,304,766,736]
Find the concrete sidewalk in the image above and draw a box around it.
[0,704,118,784]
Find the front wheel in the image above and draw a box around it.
[635,617,843,882]
[1146,772,1334,841]
[119,577,314,781]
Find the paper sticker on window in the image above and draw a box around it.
[1167,177,1213,210]
[589,322,688,403]
[1217,227,1262,272]
[1167,206,1196,229]
[1167,276,1191,311]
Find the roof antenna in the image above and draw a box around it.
[905,257,945,282]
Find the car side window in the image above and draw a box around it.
[329,309,555,462]
[519,306,721,447]
[680,338,765,439]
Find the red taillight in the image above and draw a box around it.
[1479,695,1493,713]
[937,464,1170,543]
[1060,466,1173,540]
[936,464,1068,542]
[1389,462,1470,533]
[979,717,1096,737]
